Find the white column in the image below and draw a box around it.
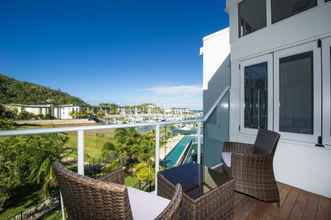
[77,130,85,175]
[155,124,160,194]
[197,122,202,164]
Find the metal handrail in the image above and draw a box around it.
[203,86,230,122]
[0,119,201,137]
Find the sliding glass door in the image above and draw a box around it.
[240,54,273,134]
[274,42,321,142]
[239,39,331,144]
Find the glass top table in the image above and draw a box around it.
[158,162,233,200]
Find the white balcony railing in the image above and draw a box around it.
[0,119,202,187]
[0,119,202,219]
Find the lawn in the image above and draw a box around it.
[64,129,115,162]
[24,123,115,162]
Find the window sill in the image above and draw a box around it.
[237,131,331,150]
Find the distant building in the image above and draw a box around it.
[164,107,190,115]
[5,103,80,120]
[5,104,51,116]
[53,105,80,119]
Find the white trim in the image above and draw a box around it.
[274,41,321,143]
[235,32,331,63]
[240,54,274,135]
[202,27,230,41]
[322,37,331,145]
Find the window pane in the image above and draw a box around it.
[279,51,314,134]
[272,0,317,23]
[238,0,266,37]
[244,62,268,129]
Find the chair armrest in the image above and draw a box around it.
[98,167,125,185]
[231,153,273,178]
[223,142,255,154]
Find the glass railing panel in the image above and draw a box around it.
[159,122,201,171]
[0,131,77,220]
[203,91,230,167]
[81,127,156,192]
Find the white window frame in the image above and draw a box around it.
[274,41,321,143]
[240,54,274,135]
[322,37,331,145]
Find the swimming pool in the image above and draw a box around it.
[183,142,197,164]
[160,135,193,168]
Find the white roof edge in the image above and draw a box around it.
[202,27,230,41]
[56,104,80,107]
[199,47,204,56]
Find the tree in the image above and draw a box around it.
[101,128,155,175]
[96,110,105,118]
[134,162,154,190]
[0,104,18,120]
[0,105,18,129]
[17,110,36,120]
[0,133,67,211]
[0,74,87,105]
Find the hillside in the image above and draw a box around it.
[0,74,88,105]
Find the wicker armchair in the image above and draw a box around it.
[155,184,182,220]
[53,161,183,220]
[222,129,280,203]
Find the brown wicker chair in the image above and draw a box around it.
[53,161,183,220]
[155,184,182,220]
[222,129,280,203]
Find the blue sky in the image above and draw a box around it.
[0,0,228,109]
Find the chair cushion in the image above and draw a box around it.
[128,187,170,220]
[222,152,231,167]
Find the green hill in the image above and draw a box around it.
[0,73,87,105]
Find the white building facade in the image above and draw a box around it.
[53,105,80,120]
[202,0,331,198]
[5,104,80,120]
[5,104,51,116]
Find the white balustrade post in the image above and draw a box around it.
[155,124,160,194]
[60,192,65,220]
[197,122,201,164]
[77,129,85,175]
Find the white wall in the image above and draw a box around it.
[53,106,79,119]
[201,28,230,90]
[228,0,331,61]
[24,107,41,115]
[227,0,331,197]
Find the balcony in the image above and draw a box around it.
[0,118,330,220]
